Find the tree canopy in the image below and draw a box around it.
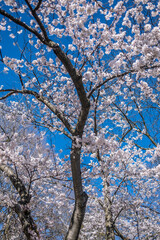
[0,0,160,239]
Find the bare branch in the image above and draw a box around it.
[0,48,3,62]
[113,103,132,128]
[24,0,48,40]
[114,225,131,240]
[112,176,126,203]
[113,103,157,147]
[0,91,16,100]
[33,0,43,12]
[113,208,124,225]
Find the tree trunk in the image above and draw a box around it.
[65,192,88,240]
[13,204,40,240]
[0,164,40,240]
[65,139,88,240]
[104,182,115,240]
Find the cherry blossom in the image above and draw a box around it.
[0,0,159,239]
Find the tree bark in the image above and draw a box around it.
[0,164,40,239]
[65,133,89,239]
[65,192,88,240]
[104,182,115,240]
[13,204,40,240]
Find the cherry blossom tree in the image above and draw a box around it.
[0,0,160,239]
[0,101,75,239]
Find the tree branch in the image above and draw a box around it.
[0,7,90,111]
[88,65,160,98]
[0,89,74,135]
[0,163,39,239]
[113,225,130,240]
[13,204,40,240]
[0,164,31,204]
[113,103,157,147]
[47,41,90,109]
[33,0,43,12]
[0,9,44,42]
[24,0,48,40]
